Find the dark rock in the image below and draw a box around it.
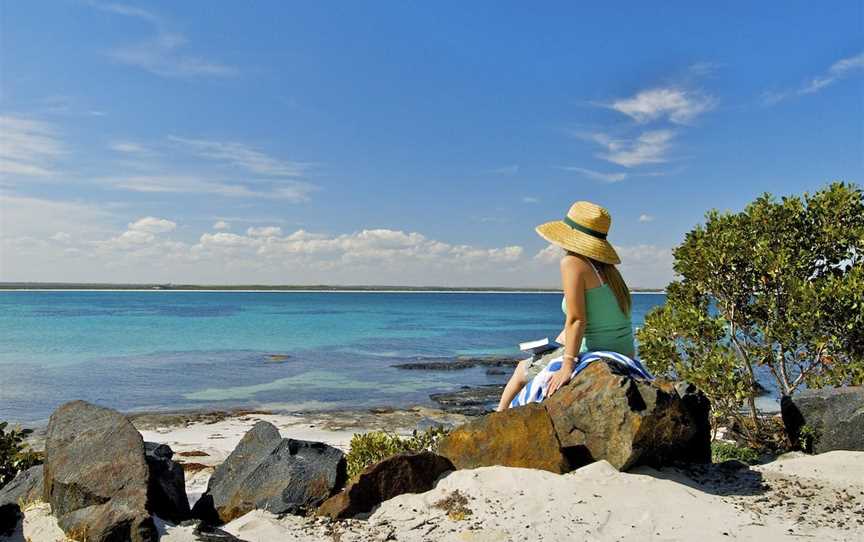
[0,465,43,536]
[437,404,571,473]
[144,442,191,523]
[393,356,520,371]
[436,361,711,473]
[177,519,247,541]
[781,386,864,453]
[264,354,291,363]
[545,362,711,470]
[192,421,346,523]
[672,381,713,463]
[429,384,505,416]
[44,400,158,542]
[317,452,453,519]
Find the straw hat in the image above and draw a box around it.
[535,201,620,264]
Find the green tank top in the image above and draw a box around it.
[562,286,634,355]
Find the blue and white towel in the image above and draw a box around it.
[509,351,653,408]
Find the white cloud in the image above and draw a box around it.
[0,195,114,240]
[1,196,673,287]
[213,220,230,230]
[638,214,654,223]
[586,130,675,168]
[608,87,715,124]
[614,244,674,288]
[109,141,150,154]
[534,244,562,264]
[93,2,237,78]
[246,226,283,238]
[800,51,864,95]
[103,174,316,202]
[0,116,64,177]
[168,136,310,177]
[764,51,864,105]
[533,242,673,287]
[559,167,627,183]
[522,196,540,204]
[129,216,176,234]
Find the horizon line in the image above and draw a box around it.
[0,281,666,292]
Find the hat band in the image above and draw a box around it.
[563,216,607,240]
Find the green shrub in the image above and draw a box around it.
[0,421,41,489]
[345,426,449,479]
[798,424,821,453]
[638,182,864,443]
[711,441,761,464]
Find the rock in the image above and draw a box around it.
[436,361,711,473]
[0,465,43,536]
[176,519,247,541]
[393,355,520,370]
[781,386,864,453]
[437,403,571,473]
[264,354,291,363]
[43,400,158,542]
[545,362,710,470]
[672,380,713,463]
[192,421,346,523]
[429,384,505,416]
[317,452,453,519]
[144,442,191,523]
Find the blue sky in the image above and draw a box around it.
[1,1,862,287]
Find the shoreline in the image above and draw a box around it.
[24,404,471,450]
[14,406,863,541]
[0,288,666,294]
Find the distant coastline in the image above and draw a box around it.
[0,282,666,293]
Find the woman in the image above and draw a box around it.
[496,201,635,411]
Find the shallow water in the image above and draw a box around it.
[0,291,673,424]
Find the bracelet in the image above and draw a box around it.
[563,354,577,361]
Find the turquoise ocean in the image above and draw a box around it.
[0,291,667,425]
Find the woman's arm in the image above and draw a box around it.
[548,256,587,396]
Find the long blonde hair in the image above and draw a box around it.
[568,251,632,315]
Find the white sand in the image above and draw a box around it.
[755,450,864,487]
[137,412,361,506]
[10,452,863,541]
[9,412,862,542]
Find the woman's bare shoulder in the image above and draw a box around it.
[560,254,591,275]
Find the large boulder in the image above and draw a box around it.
[192,421,346,524]
[781,386,864,453]
[43,400,158,542]
[545,362,709,470]
[144,442,191,523]
[0,465,43,536]
[437,403,570,473]
[437,361,711,473]
[317,452,454,519]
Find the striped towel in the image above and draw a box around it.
[509,351,654,408]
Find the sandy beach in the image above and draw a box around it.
[7,409,861,542]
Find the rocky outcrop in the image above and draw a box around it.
[192,421,347,524]
[393,355,520,370]
[0,465,43,536]
[545,362,710,469]
[317,452,454,519]
[144,442,191,523]
[437,361,711,472]
[43,400,158,542]
[429,384,505,416]
[437,404,571,473]
[781,386,864,453]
